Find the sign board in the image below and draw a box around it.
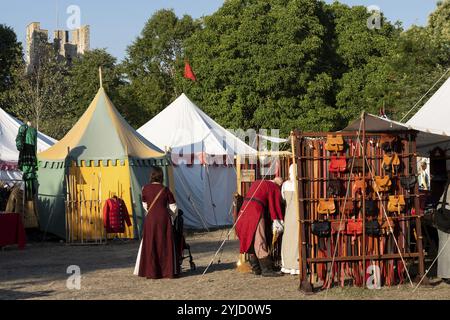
[241,169,256,182]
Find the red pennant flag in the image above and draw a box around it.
[184,61,197,82]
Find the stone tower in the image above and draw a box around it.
[26,22,90,73]
[26,22,49,73]
[72,25,90,55]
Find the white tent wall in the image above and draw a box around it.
[137,93,256,230]
[174,165,236,229]
[1,107,57,183]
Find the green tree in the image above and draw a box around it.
[122,9,200,128]
[10,37,71,139]
[183,0,343,135]
[0,24,23,111]
[429,0,450,41]
[67,49,125,121]
[332,3,401,124]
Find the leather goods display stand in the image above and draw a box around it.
[292,114,427,293]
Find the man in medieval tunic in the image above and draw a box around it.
[235,177,284,277]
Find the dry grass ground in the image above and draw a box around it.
[1,230,449,300]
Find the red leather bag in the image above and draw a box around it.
[346,219,363,236]
[329,156,347,173]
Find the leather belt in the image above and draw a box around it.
[244,197,266,208]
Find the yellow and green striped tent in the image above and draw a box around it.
[37,87,172,241]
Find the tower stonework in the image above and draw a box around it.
[26,22,49,73]
[26,22,90,73]
[72,25,90,55]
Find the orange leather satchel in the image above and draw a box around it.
[317,199,336,215]
[325,135,345,153]
[373,176,392,193]
[329,155,347,173]
[387,195,406,213]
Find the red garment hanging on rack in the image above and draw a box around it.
[103,197,132,233]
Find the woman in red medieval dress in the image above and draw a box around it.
[134,167,178,279]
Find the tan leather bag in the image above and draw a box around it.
[387,195,406,213]
[382,153,400,173]
[373,176,392,193]
[325,135,344,152]
[317,199,336,215]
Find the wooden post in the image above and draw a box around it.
[411,132,429,285]
[362,112,367,287]
[236,155,242,195]
[294,131,313,294]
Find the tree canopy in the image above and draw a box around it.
[2,1,450,139]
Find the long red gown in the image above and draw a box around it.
[138,183,176,279]
[235,180,283,254]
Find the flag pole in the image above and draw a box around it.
[99,66,103,88]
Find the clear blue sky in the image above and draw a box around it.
[1,0,441,62]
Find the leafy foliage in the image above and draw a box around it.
[1,1,450,140]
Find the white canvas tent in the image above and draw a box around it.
[138,93,256,229]
[0,108,56,183]
[407,76,450,136]
[344,113,450,156]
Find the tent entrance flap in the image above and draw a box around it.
[65,160,134,243]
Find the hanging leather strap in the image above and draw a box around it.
[145,187,165,216]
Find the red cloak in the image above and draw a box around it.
[235,180,283,254]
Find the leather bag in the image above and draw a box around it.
[346,219,363,236]
[325,135,345,153]
[379,217,395,234]
[312,221,331,238]
[373,176,392,193]
[382,153,401,174]
[364,199,378,217]
[328,179,343,197]
[317,199,336,215]
[387,195,406,213]
[400,176,417,190]
[331,221,346,234]
[365,220,381,236]
[352,176,366,195]
[329,155,347,173]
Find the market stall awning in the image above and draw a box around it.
[343,113,450,156]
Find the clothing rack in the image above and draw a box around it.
[293,120,427,292]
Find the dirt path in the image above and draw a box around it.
[1,230,449,300]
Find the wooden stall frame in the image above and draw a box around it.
[294,113,427,293]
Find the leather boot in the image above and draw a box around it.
[259,257,282,277]
[248,254,262,275]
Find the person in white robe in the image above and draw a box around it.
[280,164,300,275]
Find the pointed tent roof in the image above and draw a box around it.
[0,107,56,163]
[407,76,450,136]
[137,93,256,156]
[39,87,165,162]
